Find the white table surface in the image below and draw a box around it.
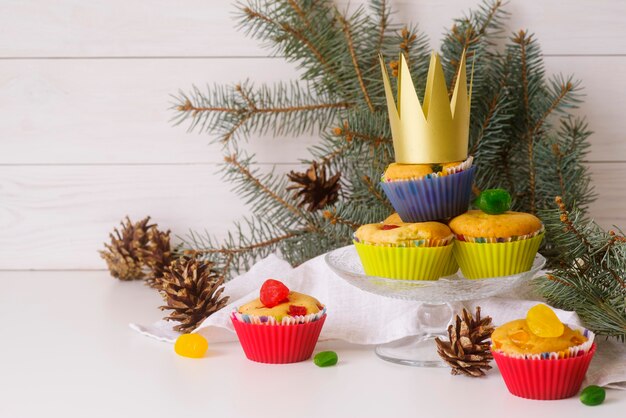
[1,271,624,418]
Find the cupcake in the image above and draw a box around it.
[380,157,475,222]
[449,190,544,279]
[353,216,455,280]
[384,212,458,276]
[491,304,596,400]
[231,279,326,364]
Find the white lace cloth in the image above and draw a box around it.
[130,252,626,389]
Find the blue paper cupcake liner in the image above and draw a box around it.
[380,166,476,222]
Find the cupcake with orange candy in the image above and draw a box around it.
[491,304,595,400]
[231,279,326,364]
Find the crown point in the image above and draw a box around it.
[379,49,472,164]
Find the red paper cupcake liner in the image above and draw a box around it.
[231,314,326,364]
[493,344,596,400]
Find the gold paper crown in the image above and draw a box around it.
[380,51,472,164]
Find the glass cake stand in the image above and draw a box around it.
[325,245,546,367]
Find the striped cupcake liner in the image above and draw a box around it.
[380,166,475,223]
[353,240,455,281]
[455,225,545,243]
[492,325,596,400]
[381,156,474,182]
[232,307,327,326]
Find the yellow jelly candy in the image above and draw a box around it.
[174,333,208,358]
[526,304,564,338]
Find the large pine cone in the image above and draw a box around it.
[142,227,175,289]
[159,257,230,333]
[100,217,153,280]
[435,307,495,377]
[287,161,341,212]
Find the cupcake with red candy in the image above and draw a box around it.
[231,279,326,364]
[353,213,456,280]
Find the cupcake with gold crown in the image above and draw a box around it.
[379,51,475,222]
[449,189,544,279]
[491,304,596,400]
[231,279,326,364]
[353,213,455,280]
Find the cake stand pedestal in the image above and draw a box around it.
[325,246,546,367]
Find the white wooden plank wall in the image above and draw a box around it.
[1,0,625,270]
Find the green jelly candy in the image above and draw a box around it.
[580,385,606,406]
[314,351,338,367]
[477,189,512,215]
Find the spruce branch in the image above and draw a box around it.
[322,209,361,230]
[515,30,537,214]
[371,0,390,64]
[236,1,347,94]
[183,216,307,275]
[362,175,394,210]
[223,153,305,221]
[336,11,375,112]
[286,0,308,26]
[535,198,626,340]
[172,81,350,143]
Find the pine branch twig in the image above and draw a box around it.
[224,155,304,219]
[337,11,375,112]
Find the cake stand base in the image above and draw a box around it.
[375,334,447,367]
[376,302,452,367]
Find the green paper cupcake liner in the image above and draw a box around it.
[453,233,544,279]
[441,252,459,276]
[354,241,454,281]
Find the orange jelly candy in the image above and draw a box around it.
[526,304,564,338]
[509,329,530,347]
[174,333,208,358]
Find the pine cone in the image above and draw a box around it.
[142,227,175,289]
[159,257,229,333]
[435,306,495,377]
[287,161,341,212]
[100,216,153,280]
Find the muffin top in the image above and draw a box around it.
[491,319,587,355]
[382,161,465,181]
[238,291,323,319]
[383,163,433,181]
[449,210,542,239]
[354,221,453,246]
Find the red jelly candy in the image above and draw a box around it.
[287,305,307,316]
[260,279,290,308]
[381,224,400,230]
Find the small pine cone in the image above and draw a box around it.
[142,227,176,289]
[100,216,153,280]
[159,257,229,333]
[287,161,341,212]
[435,307,495,377]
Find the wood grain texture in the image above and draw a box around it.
[0,163,622,270]
[0,58,317,165]
[2,0,626,57]
[0,164,300,270]
[1,56,624,165]
[588,162,626,229]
